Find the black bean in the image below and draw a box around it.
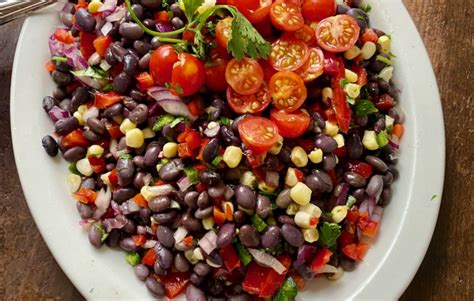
[81,178,96,190]
[340,255,356,271]
[365,155,388,173]
[151,36,163,49]
[119,237,138,251]
[380,187,392,206]
[256,195,271,219]
[105,47,118,65]
[374,118,386,133]
[125,4,144,21]
[113,188,137,204]
[82,130,99,142]
[207,278,224,296]
[123,218,136,234]
[70,87,89,111]
[76,202,93,219]
[75,8,96,32]
[156,225,175,248]
[113,72,133,94]
[275,188,292,208]
[195,206,213,219]
[346,133,364,159]
[367,81,380,97]
[186,284,206,301]
[63,146,86,162]
[231,114,248,133]
[352,188,365,203]
[145,276,165,297]
[366,175,384,198]
[194,262,211,276]
[159,159,184,181]
[41,135,58,156]
[315,135,338,153]
[171,16,184,29]
[216,223,235,248]
[117,155,135,181]
[199,170,221,186]
[86,117,106,135]
[154,242,173,269]
[133,40,151,57]
[190,273,204,286]
[235,185,256,209]
[173,252,190,272]
[344,172,367,188]
[42,96,58,112]
[52,71,72,86]
[183,213,203,233]
[179,192,196,210]
[123,53,139,76]
[202,138,219,163]
[261,225,281,249]
[128,104,148,125]
[134,264,150,281]
[143,143,160,167]
[382,171,394,186]
[208,182,225,198]
[281,224,304,247]
[370,54,389,73]
[55,116,79,136]
[132,155,145,168]
[277,215,296,226]
[141,0,161,8]
[194,192,209,210]
[119,22,144,40]
[148,196,171,213]
[238,225,260,248]
[153,260,167,275]
[138,52,151,70]
[88,223,103,248]
[220,126,240,145]
[233,210,245,225]
[336,3,350,14]
[60,12,73,27]
[346,8,368,30]
[322,153,337,171]
[305,174,326,194]
[278,146,291,164]
[170,3,184,17]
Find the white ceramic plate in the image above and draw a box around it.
[11,1,444,300]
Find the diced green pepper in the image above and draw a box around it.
[68,163,80,175]
[273,276,298,301]
[376,130,389,147]
[152,114,175,132]
[235,242,252,266]
[251,214,268,232]
[218,117,232,126]
[211,155,223,167]
[184,166,199,184]
[126,252,141,266]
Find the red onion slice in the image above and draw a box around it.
[199,231,218,255]
[248,248,287,275]
[177,176,193,192]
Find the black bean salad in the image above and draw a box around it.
[41,0,405,299]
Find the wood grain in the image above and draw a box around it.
[0,1,472,300]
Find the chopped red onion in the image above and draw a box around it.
[199,231,218,255]
[100,21,114,36]
[156,22,174,33]
[93,187,111,219]
[204,122,220,138]
[137,225,147,235]
[105,6,125,22]
[148,102,163,117]
[103,215,128,232]
[335,183,350,206]
[98,0,117,13]
[371,206,384,223]
[265,171,279,188]
[76,75,109,89]
[48,106,70,122]
[317,264,339,274]
[148,184,175,196]
[148,87,197,121]
[63,44,88,70]
[296,245,317,265]
[177,176,193,192]
[248,248,287,275]
[224,185,234,200]
[111,200,121,216]
[173,227,188,243]
[143,240,157,249]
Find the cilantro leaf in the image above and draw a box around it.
[319,222,341,249]
[273,277,298,301]
[182,0,205,22]
[94,223,109,242]
[354,99,379,116]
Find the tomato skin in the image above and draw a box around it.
[253,17,275,38]
[235,0,273,24]
[316,15,361,53]
[155,272,190,298]
[216,17,233,49]
[270,2,304,32]
[95,92,124,109]
[260,59,277,82]
[342,243,368,261]
[238,116,279,155]
[270,109,310,138]
[302,0,336,22]
[282,25,317,46]
[310,247,333,272]
[374,94,395,111]
[79,32,97,60]
[135,72,155,91]
[149,45,179,85]
[61,129,89,148]
[346,160,373,179]
[269,71,307,113]
[171,53,205,96]
[205,57,229,92]
[295,47,325,82]
[225,58,264,95]
[269,37,309,72]
[227,84,271,114]
[53,28,75,44]
[93,35,112,57]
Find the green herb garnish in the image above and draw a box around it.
[126,252,141,266]
[354,99,379,116]
[319,222,341,249]
[68,163,80,175]
[94,223,109,242]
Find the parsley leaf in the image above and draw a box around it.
[182,0,204,22]
[319,222,341,249]
[354,99,379,116]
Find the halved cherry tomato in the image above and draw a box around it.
[231,0,272,24]
[283,25,318,46]
[225,58,264,95]
[53,28,75,44]
[295,47,325,82]
[238,116,279,154]
[149,45,179,85]
[269,2,304,32]
[316,15,360,53]
[302,0,336,22]
[269,37,309,72]
[270,109,310,138]
[93,35,112,57]
[269,71,307,112]
[342,243,368,261]
[95,91,124,109]
[171,53,205,96]
[227,83,270,114]
[216,17,233,49]
[205,57,229,92]
[260,59,277,82]
[253,17,275,38]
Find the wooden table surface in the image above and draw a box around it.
[0,1,472,300]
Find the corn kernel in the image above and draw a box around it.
[73,112,84,126]
[269,135,284,155]
[331,205,348,223]
[185,249,199,264]
[362,130,379,150]
[290,146,308,168]
[112,115,124,125]
[66,173,82,193]
[333,134,345,148]
[77,105,87,115]
[308,148,323,164]
[223,146,243,168]
[202,217,215,230]
[286,202,300,215]
[379,66,394,82]
[161,142,177,158]
[76,158,94,176]
[294,211,317,229]
[324,121,339,137]
[302,228,319,243]
[140,186,155,201]
[344,83,361,98]
[125,128,145,148]
[361,41,377,60]
[285,167,299,187]
[88,0,102,13]
[193,247,204,261]
[345,69,358,83]
[142,127,155,139]
[344,45,361,60]
[299,203,322,218]
[87,144,104,158]
[290,182,312,205]
[120,118,137,134]
[327,267,344,280]
[322,87,333,103]
[258,181,276,193]
[100,171,111,186]
[240,171,257,189]
[377,35,391,54]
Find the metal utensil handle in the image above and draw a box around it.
[0,1,57,25]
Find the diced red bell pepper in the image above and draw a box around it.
[93,35,112,57]
[183,236,194,247]
[362,220,379,238]
[108,169,119,186]
[297,138,316,152]
[346,160,373,179]
[214,207,226,226]
[358,211,369,230]
[178,143,195,158]
[75,0,88,9]
[62,129,89,148]
[342,243,368,261]
[194,163,208,172]
[334,146,347,158]
[178,128,201,150]
[361,28,378,43]
[79,32,97,60]
[106,123,124,139]
[73,187,98,204]
[323,108,338,123]
[338,227,356,248]
[53,28,75,44]
[195,182,208,193]
[132,193,148,208]
[187,98,205,116]
[245,151,266,168]
[154,11,170,23]
[88,156,106,174]
[258,256,292,298]
[45,61,56,72]
[219,244,241,272]
[331,76,352,133]
[132,234,147,247]
[142,248,156,266]
[95,92,125,109]
[156,272,190,298]
[346,208,360,223]
[310,247,333,272]
[135,72,155,91]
